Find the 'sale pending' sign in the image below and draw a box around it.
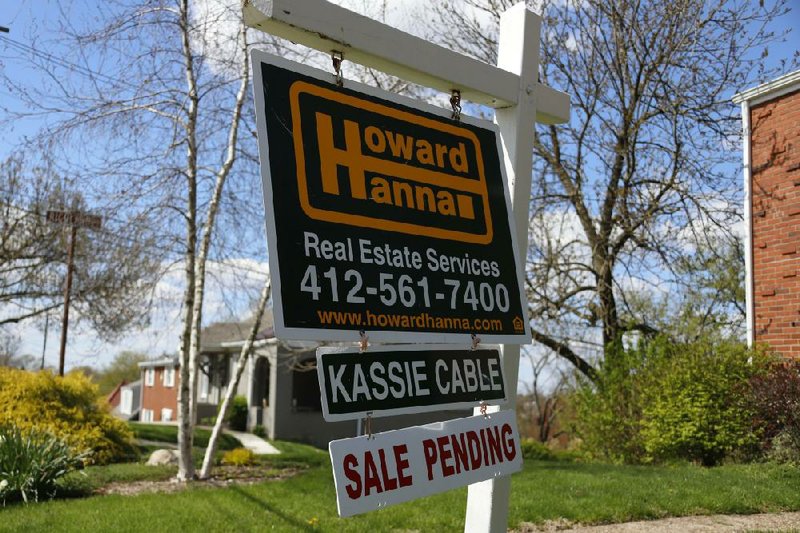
[251,50,530,344]
[317,344,507,421]
[329,410,522,517]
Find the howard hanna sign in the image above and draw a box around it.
[251,50,530,344]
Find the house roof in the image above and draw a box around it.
[138,356,179,369]
[200,309,276,351]
[732,69,800,106]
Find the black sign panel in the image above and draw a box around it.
[317,345,507,421]
[252,51,530,343]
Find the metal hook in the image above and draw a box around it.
[470,333,481,351]
[450,89,462,121]
[331,50,344,87]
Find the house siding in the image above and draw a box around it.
[750,87,800,357]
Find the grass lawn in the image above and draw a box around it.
[129,422,241,451]
[3,445,800,532]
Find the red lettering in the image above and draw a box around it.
[437,436,455,477]
[394,444,413,487]
[363,451,383,496]
[466,430,482,470]
[480,428,489,466]
[450,433,468,474]
[486,425,502,465]
[344,453,362,499]
[378,448,398,491]
[502,423,516,461]
[423,438,438,480]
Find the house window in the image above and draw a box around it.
[141,409,153,422]
[163,367,175,387]
[291,359,321,412]
[144,368,155,387]
[161,408,173,422]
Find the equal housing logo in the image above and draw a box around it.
[289,81,493,244]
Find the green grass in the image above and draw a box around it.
[129,422,241,451]
[3,451,800,532]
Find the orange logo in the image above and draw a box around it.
[289,81,493,244]
[512,316,525,333]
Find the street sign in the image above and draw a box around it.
[329,410,522,517]
[46,210,102,230]
[317,344,507,422]
[252,50,531,344]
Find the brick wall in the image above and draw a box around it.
[750,87,800,358]
[140,366,179,422]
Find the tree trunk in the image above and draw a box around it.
[199,279,271,480]
[188,21,250,437]
[176,0,200,482]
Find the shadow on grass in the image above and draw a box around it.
[228,485,317,531]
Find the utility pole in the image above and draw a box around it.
[47,210,102,376]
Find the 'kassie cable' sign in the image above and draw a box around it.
[252,50,530,343]
[329,410,522,517]
[317,344,507,421]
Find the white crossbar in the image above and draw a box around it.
[242,0,569,124]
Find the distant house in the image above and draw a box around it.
[734,70,800,357]
[138,310,467,447]
[108,380,142,420]
[139,357,179,423]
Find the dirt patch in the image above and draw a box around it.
[95,465,303,496]
[517,512,800,532]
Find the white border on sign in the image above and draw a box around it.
[316,344,508,422]
[251,49,531,345]
[329,410,523,517]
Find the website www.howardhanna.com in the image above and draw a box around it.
[316,309,504,332]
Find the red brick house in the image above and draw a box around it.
[138,357,179,422]
[734,70,800,356]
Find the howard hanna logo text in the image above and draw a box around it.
[289,82,493,244]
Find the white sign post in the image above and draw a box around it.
[243,1,569,531]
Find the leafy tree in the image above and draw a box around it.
[431,0,795,379]
[94,351,150,396]
[0,154,161,337]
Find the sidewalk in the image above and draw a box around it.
[225,429,281,455]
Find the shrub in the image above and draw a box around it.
[0,426,91,504]
[0,368,135,464]
[750,360,800,462]
[573,337,765,465]
[572,341,649,463]
[639,340,764,466]
[226,396,249,432]
[520,439,555,461]
[252,425,266,438]
[221,447,255,466]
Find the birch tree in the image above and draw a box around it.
[430,0,795,379]
[0,0,273,480]
[199,278,270,479]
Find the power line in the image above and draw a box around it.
[0,34,141,90]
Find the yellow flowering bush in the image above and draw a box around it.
[0,367,135,464]
[221,447,255,466]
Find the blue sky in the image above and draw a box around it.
[0,0,798,378]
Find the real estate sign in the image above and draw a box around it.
[329,410,522,517]
[251,50,530,344]
[317,344,507,421]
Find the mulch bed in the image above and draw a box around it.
[95,465,303,496]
